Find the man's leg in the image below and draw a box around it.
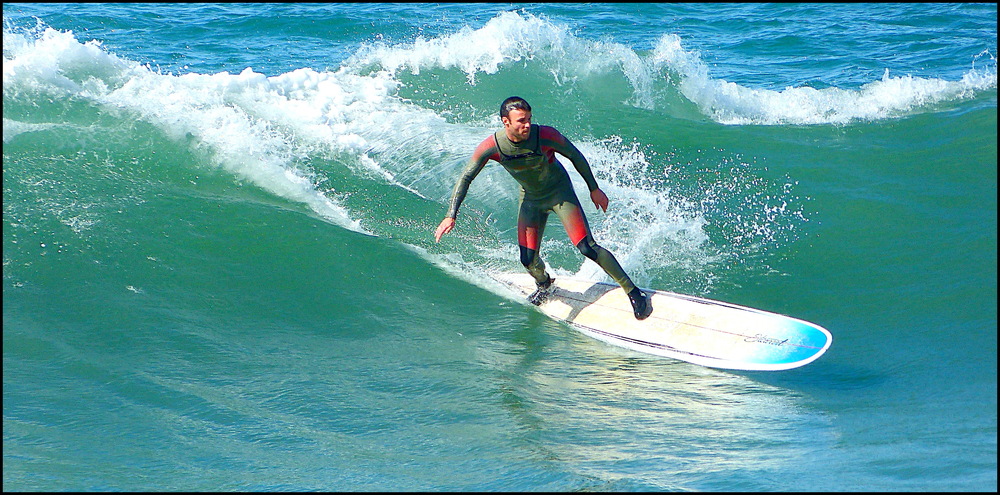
[553,197,652,320]
[551,199,637,293]
[517,199,551,286]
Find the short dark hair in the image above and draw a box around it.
[500,96,531,119]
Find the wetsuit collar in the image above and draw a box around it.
[495,125,540,160]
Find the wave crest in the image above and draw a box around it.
[347,11,998,125]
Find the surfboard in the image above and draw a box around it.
[493,272,832,371]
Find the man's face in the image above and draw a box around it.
[502,109,532,142]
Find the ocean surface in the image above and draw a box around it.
[3,3,996,491]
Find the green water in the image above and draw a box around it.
[4,3,996,491]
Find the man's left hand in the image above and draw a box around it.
[590,188,609,212]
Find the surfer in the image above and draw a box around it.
[434,96,652,320]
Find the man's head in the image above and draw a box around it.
[500,96,531,120]
[500,96,532,142]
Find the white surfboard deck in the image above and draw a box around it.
[494,272,832,371]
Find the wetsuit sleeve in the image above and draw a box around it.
[539,126,599,192]
[445,136,499,219]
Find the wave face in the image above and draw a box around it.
[3,4,997,492]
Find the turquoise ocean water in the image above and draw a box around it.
[3,3,996,491]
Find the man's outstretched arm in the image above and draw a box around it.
[435,137,498,242]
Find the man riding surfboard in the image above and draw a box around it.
[434,96,652,320]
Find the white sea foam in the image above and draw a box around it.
[347,11,997,125]
[348,11,572,83]
[2,118,58,143]
[566,138,719,284]
[346,10,658,108]
[4,27,370,234]
[3,22,503,239]
[651,34,997,125]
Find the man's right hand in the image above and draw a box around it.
[434,217,456,242]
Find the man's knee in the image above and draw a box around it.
[520,246,538,267]
[576,237,601,261]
